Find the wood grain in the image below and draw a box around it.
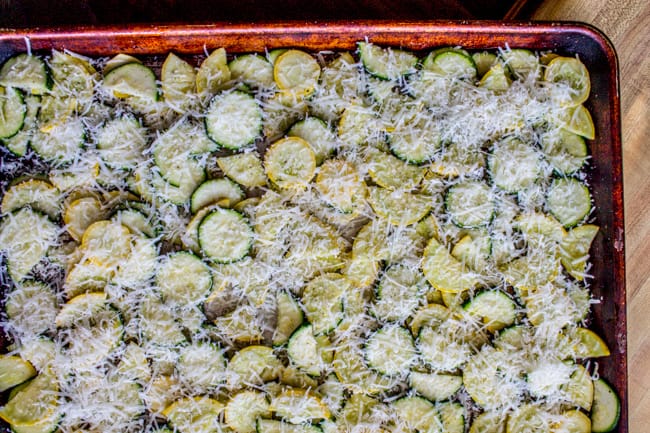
[533,1,650,431]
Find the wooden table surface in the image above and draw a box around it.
[531,0,649,431]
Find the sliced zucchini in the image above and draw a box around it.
[0,355,36,392]
[217,152,268,188]
[429,141,485,178]
[270,389,331,424]
[301,273,349,335]
[229,54,274,88]
[0,53,51,95]
[288,117,338,165]
[387,105,442,164]
[450,232,492,273]
[469,411,506,433]
[265,136,316,189]
[198,208,254,263]
[409,372,462,402]
[409,303,450,336]
[488,136,541,193]
[525,359,574,399]
[337,104,383,147]
[31,117,85,164]
[63,307,124,370]
[115,342,151,383]
[439,401,465,433]
[423,49,477,81]
[0,207,58,282]
[196,47,231,95]
[472,51,498,77]
[560,224,599,280]
[227,345,282,386]
[445,181,494,228]
[544,56,590,106]
[205,90,262,150]
[315,158,365,213]
[1,178,60,220]
[418,325,472,371]
[225,390,271,433]
[103,62,158,101]
[546,178,592,228]
[478,63,511,91]
[256,419,323,433]
[421,237,478,294]
[5,280,57,336]
[501,49,539,79]
[463,290,517,332]
[287,324,326,377]
[372,263,424,322]
[365,147,426,190]
[113,208,157,238]
[562,364,594,410]
[3,93,38,156]
[96,115,147,168]
[161,52,196,110]
[153,125,207,188]
[591,378,620,433]
[0,86,26,139]
[541,129,588,175]
[162,396,225,433]
[190,178,244,213]
[273,49,321,95]
[156,252,213,305]
[0,371,59,428]
[367,187,431,226]
[139,291,186,346]
[357,42,418,80]
[392,396,442,433]
[505,404,551,433]
[176,342,227,389]
[364,324,416,376]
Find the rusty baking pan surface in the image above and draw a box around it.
[0,21,625,432]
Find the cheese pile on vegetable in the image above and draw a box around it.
[0,42,620,433]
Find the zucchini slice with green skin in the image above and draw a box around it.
[152,124,207,188]
[372,263,424,322]
[463,290,517,332]
[488,136,542,193]
[31,118,85,164]
[273,291,304,346]
[190,178,244,213]
[423,49,477,81]
[112,208,157,238]
[5,280,58,336]
[367,187,431,227]
[445,180,494,228]
[364,324,416,376]
[225,390,271,433]
[469,411,505,433]
[287,324,326,377]
[205,90,262,150]
[357,42,418,80]
[96,116,148,169]
[546,177,592,228]
[365,147,426,191]
[301,273,348,335]
[591,378,620,433]
[198,208,254,264]
[176,342,227,389]
[409,372,463,402]
[0,53,52,95]
[156,252,212,306]
[392,396,442,433]
[0,355,36,392]
[139,291,186,347]
[3,93,38,156]
[387,105,442,164]
[103,62,158,101]
[421,237,478,294]
[541,129,588,175]
[0,87,26,139]
[229,54,274,88]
